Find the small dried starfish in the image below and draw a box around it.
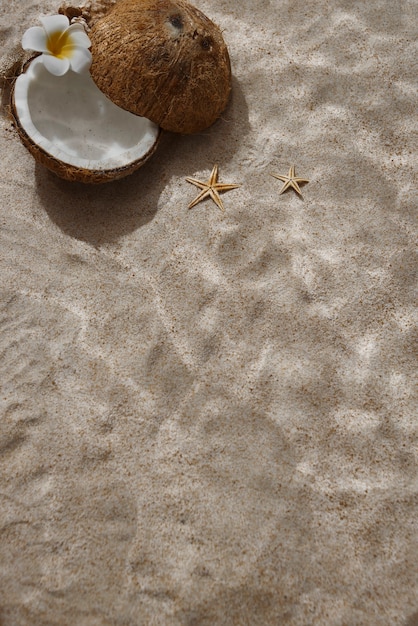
[186,164,241,212]
[270,165,309,197]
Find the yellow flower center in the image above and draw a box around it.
[46,29,73,59]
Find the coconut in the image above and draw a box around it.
[11,60,160,183]
[89,0,232,134]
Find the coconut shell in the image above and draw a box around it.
[89,0,232,134]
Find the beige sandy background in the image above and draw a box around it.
[1,0,417,624]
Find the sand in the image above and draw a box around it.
[0,0,417,624]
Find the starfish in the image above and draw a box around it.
[270,165,309,197]
[186,164,241,212]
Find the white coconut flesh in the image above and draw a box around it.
[13,60,159,171]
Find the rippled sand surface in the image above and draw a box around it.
[1,1,417,624]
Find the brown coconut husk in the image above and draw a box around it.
[89,0,232,134]
[10,80,161,184]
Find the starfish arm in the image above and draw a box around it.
[279,181,292,194]
[186,177,208,190]
[188,188,210,209]
[214,183,241,192]
[208,164,219,186]
[290,181,303,196]
[271,173,289,183]
[210,188,225,212]
[293,177,310,184]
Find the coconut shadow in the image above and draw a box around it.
[35,156,162,246]
[36,75,249,245]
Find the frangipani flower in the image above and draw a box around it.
[22,15,92,76]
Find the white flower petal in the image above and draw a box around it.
[69,47,92,73]
[66,25,91,48]
[22,26,47,52]
[42,53,70,76]
[40,14,70,38]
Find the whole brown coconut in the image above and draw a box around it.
[89,0,232,133]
